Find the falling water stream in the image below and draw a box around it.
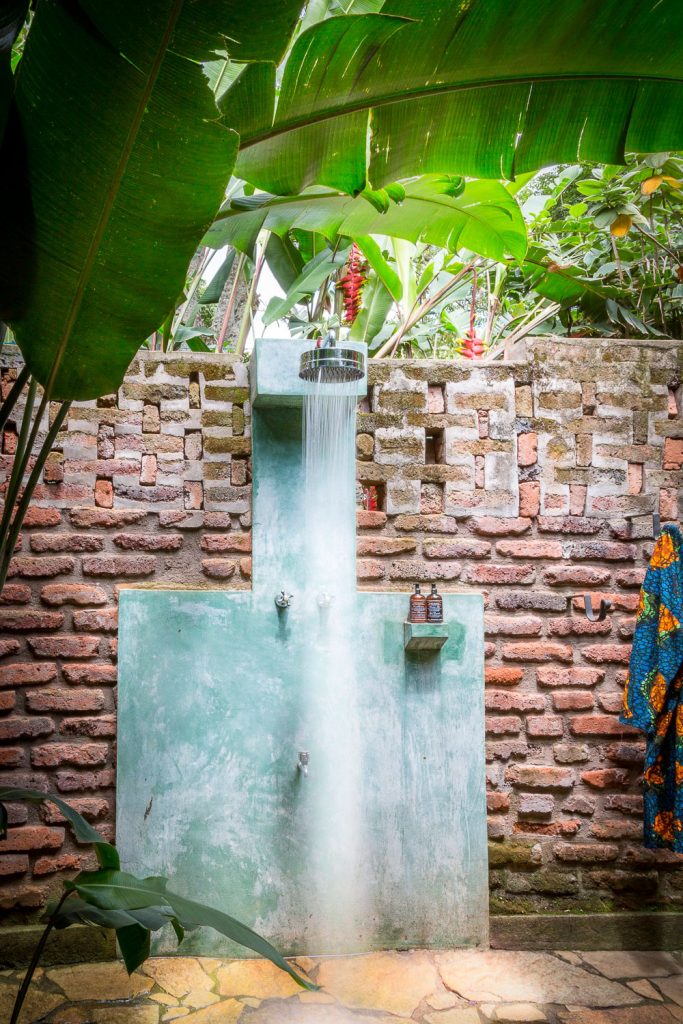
[302,381,368,950]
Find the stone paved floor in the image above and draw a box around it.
[2,950,683,1024]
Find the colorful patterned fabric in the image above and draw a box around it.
[621,525,683,850]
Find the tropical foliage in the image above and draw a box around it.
[0,788,313,1023]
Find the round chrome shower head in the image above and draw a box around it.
[299,346,365,384]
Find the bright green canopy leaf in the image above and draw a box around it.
[237,0,683,195]
[206,177,528,264]
[0,0,302,400]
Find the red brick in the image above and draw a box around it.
[82,554,156,577]
[72,608,118,633]
[543,566,611,586]
[31,742,108,768]
[605,742,645,765]
[22,507,61,528]
[518,793,554,817]
[581,768,630,789]
[40,583,108,607]
[0,584,32,604]
[527,715,564,738]
[485,691,545,712]
[598,692,624,714]
[139,453,158,485]
[581,644,631,665]
[61,715,116,737]
[659,487,679,521]
[56,768,115,792]
[537,516,600,535]
[357,559,385,580]
[517,431,538,467]
[487,792,510,813]
[390,560,461,581]
[548,616,611,637]
[33,853,85,876]
[485,666,523,687]
[485,615,542,636]
[497,540,563,559]
[8,556,75,578]
[465,565,535,585]
[518,482,540,518]
[427,539,492,560]
[113,533,183,552]
[486,716,523,735]
[0,610,64,632]
[614,569,647,589]
[590,819,642,841]
[239,557,251,580]
[0,662,57,687]
[94,480,114,508]
[0,691,16,711]
[0,640,20,658]
[0,826,64,852]
[552,691,594,711]
[554,843,619,863]
[571,592,638,613]
[62,663,117,684]
[627,464,643,495]
[29,533,103,553]
[0,748,23,767]
[201,558,236,580]
[0,881,51,909]
[505,764,574,789]
[69,508,147,528]
[663,437,683,470]
[356,511,387,529]
[26,689,106,713]
[606,794,643,816]
[568,541,636,561]
[502,641,572,663]
[569,485,587,516]
[0,855,29,876]
[28,636,100,659]
[184,481,203,510]
[471,517,531,536]
[514,819,581,837]
[41,797,109,824]
[357,537,417,556]
[394,514,457,533]
[0,716,54,740]
[570,715,638,737]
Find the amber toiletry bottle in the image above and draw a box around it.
[409,584,428,623]
[427,583,443,623]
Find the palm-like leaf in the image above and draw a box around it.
[206,177,528,263]
[0,0,302,400]
[236,0,683,195]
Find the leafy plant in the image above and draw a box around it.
[0,788,314,1024]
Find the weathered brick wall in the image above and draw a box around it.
[1,338,682,922]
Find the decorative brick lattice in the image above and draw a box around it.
[0,338,682,919]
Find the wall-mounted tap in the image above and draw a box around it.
[275,591,293,610]
[317,592,334,609]
[297,751,309,778]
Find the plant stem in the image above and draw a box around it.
[10,891,69,1024]
[217,253,246,352]
[0,402,70,593]
[234,249,264,358]
[0,365,30,432]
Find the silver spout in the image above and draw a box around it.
[317,591,334,609]
[297,751,309,778]
[275,590,293,609]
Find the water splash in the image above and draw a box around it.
[301,381,367,950]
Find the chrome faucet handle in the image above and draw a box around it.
[275,590,293,609]
[297,751,309,777]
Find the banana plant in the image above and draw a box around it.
[0,788,314,1024]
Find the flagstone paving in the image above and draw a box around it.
[1,949,683,1024]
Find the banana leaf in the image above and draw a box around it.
[349,276,395,344]
[199,249,236,304]
[206,177,528,263]
[236,0,683,195]
[0,0,302,401]
[263,246,350,325]
[0,0,27,139]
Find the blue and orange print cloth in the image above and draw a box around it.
[621,525,683,850]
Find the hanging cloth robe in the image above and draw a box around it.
[620,524,683,850]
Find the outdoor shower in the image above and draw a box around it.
[116,338,487,957]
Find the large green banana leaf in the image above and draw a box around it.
[0,0,301,401]
[0,0,27,139]
[206,177,528,263]
[236,0,683,195]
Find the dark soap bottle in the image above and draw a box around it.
[427,582,443,623]
[409,583,428,623]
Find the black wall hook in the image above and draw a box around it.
[583,594,612,622]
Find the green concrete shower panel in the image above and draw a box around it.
[117,588,487,955]
[117,338,488,956]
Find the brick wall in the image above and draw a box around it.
[1,338,682,922]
